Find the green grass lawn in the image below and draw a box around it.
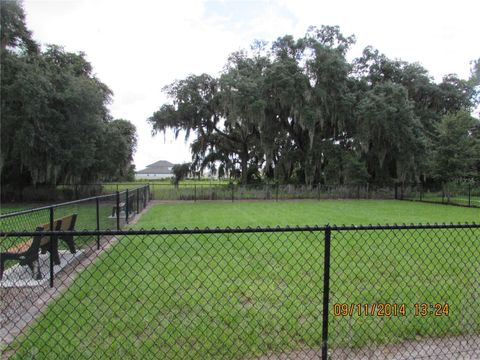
[0,204,39,214]
[6,200,480,359]
[137,200,480,228]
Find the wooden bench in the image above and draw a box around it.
[111,202,126,217]
[41,214,78,257]
[111,196,135,218]
[0,214,78,280]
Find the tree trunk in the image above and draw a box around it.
[240,152,248,185]
[304,152,314,186]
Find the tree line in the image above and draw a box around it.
[1,0,137,199]
[149,26,480,186]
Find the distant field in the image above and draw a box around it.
[8,200,480,358]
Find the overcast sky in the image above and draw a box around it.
[23,0,480,170]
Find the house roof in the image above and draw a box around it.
[136,160,175,174]
[145,160,174,168]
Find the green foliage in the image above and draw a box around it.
[149,26,360,185]
[0,1,137,196]
[343,154,369,184]
[0,0,38,53]
[356,82,425,183]
[171,163,191,185]
[147,26,478,186]
[470,58,480,113]
[95,119,138,182]
[429,112,480,182]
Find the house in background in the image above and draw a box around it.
[135,160,175,179]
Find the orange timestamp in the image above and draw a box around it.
[333,303,449,317]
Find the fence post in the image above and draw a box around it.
[321,225,332,360]
[136,188,140,214]
[318,183,321,200]
[194,184,197,202]
[116,191,120,230]
[126,189,129,224]
[468,183,471,207]
[143,186,146,210]
[276,183,279,202]
[231,184,234,202]
[49,207,55,288]
[96,197,100,250]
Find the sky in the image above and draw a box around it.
[23,0,480,171]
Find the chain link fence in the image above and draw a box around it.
[1,223,479,359]
[147,183,397,202]
[402,182,480,208]
[6,182,478,208]
[107,182,479,208]
[0,185,150,268]
[0,185,150,231]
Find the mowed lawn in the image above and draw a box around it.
[7,200,480,359]
[137,199,480,228]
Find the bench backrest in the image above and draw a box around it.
[38,219,63,246]
[59,214,77,231]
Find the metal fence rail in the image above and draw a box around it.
[60,181,477,208]
[0,185,150,229]
[401,182,480,208]
[5,182,478,207]
[0,185,151,261]
[1,223,479,359]
[148,183,396,202]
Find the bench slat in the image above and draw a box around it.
[7,240,33,254]
[2,214,77,255]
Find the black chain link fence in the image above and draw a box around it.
[0,186,150,283]
[402,182,480,208]
[148,183,396,202]
[6,182,477,208]
[0,185,150,231]
[1,223,479,359]
[107,182,479,208]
